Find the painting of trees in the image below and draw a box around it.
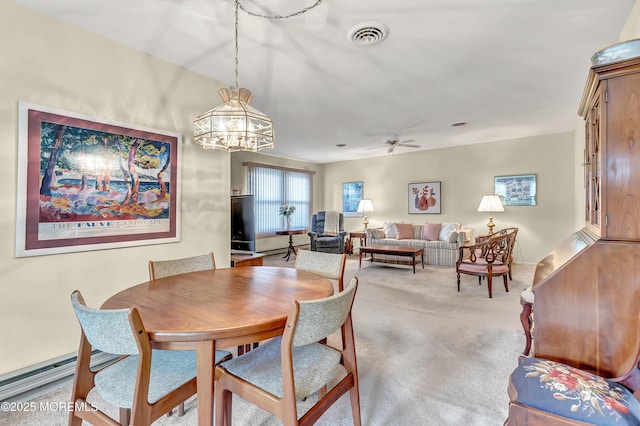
[37,121,173,223]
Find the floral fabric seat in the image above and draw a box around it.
[507,357,640,425]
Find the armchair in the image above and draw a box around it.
[308,211,347,254]
[456,232,513,298]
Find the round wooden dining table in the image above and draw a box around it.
[101,266,334,426]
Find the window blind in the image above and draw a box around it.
[246,164,313,238]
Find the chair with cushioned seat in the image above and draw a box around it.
[505,355,640,425]
[148,252,233,415]
[68,290,231,426]
[148,252,216,280]
[214,277,362,426]
[295,250,346,291]
[308,211,347,254]
[456,233,512,298]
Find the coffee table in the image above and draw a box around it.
[359,244,425,273]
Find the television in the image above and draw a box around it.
[231,195,255,251]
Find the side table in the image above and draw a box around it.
[231,252,266,267]
[275,229,306,261]
[347,231,367,254]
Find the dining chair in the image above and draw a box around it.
[148,251,233,415]
[148,252,216,280]
[68,290,231,426]
[456,233,511,298]
[214,277,362,426]
[294,250,347,291]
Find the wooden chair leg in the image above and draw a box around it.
[119,407,130,425]
[520,302,533,355]
[456,273,461,292]
[503,275,509,292]
[487,273,493,298]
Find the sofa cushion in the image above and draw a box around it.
[383,222,398,238]
[422,223,441,241]
[395,223,414,240]
[439,223,458,242]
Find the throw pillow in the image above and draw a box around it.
[370,228,386,239]
[439,222,459,241]
[383,222,398,239]
[422,223,441,241]
[395,223,414,240]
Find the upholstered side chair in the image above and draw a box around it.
[456,233,512,298]
[69,290,232,426]
[214,277,362,426]
[148,252,233,414]
[148,252,216,280]
[294,250,347,291]
[308,211,347,254]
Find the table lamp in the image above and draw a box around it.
[477,195,504,235]
[357,199,375,229]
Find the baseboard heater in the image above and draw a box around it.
[0,351,117,402]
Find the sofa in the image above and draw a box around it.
[365,222,472,267]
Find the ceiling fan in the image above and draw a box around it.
[368,136,420,153]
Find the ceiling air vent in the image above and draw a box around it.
[348,22,389,46]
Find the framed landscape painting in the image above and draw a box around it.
[16,102,181,257]
[408,181,441,214]
[342,181,363,217]
[494,174,537,206]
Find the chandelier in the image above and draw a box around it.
[194,0,323,152]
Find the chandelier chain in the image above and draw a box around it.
[234,0,323,90]
[234,0,239,90]
[238,0,323,21]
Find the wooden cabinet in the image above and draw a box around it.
[530,56,640,377]
[579,57,640,240]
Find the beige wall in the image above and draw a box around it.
[321,133,576,264]
[230,152,325,252]
[0,2,230,374]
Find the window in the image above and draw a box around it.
[246,163,313,238]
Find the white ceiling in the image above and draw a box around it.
[13,0,636,163]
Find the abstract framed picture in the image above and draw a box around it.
[342,181,363,217]
[16,102,181,257]
[408,181,441,214]
[494,174,537,206]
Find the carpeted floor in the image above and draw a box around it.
[0,253,533,425]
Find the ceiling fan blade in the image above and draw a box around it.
[401,144,421,148]
[399,139,415,144]
[365,145,384,151]
[387,145,395,154]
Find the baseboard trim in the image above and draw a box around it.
[0,351,117,402]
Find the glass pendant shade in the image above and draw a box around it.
[194,87,274,152]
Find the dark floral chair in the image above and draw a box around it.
[505,356,640,425]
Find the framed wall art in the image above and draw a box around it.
[16,102,181,257]
[408,181,441,214]
[494,174,537,206]
[342,181,363,217]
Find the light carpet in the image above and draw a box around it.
[0,254,533,425]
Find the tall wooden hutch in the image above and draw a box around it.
[531,54,640,378]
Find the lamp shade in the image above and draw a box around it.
[477,195,504,213]
[357,199,375,213]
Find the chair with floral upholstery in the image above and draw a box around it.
[505,355,640,425]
